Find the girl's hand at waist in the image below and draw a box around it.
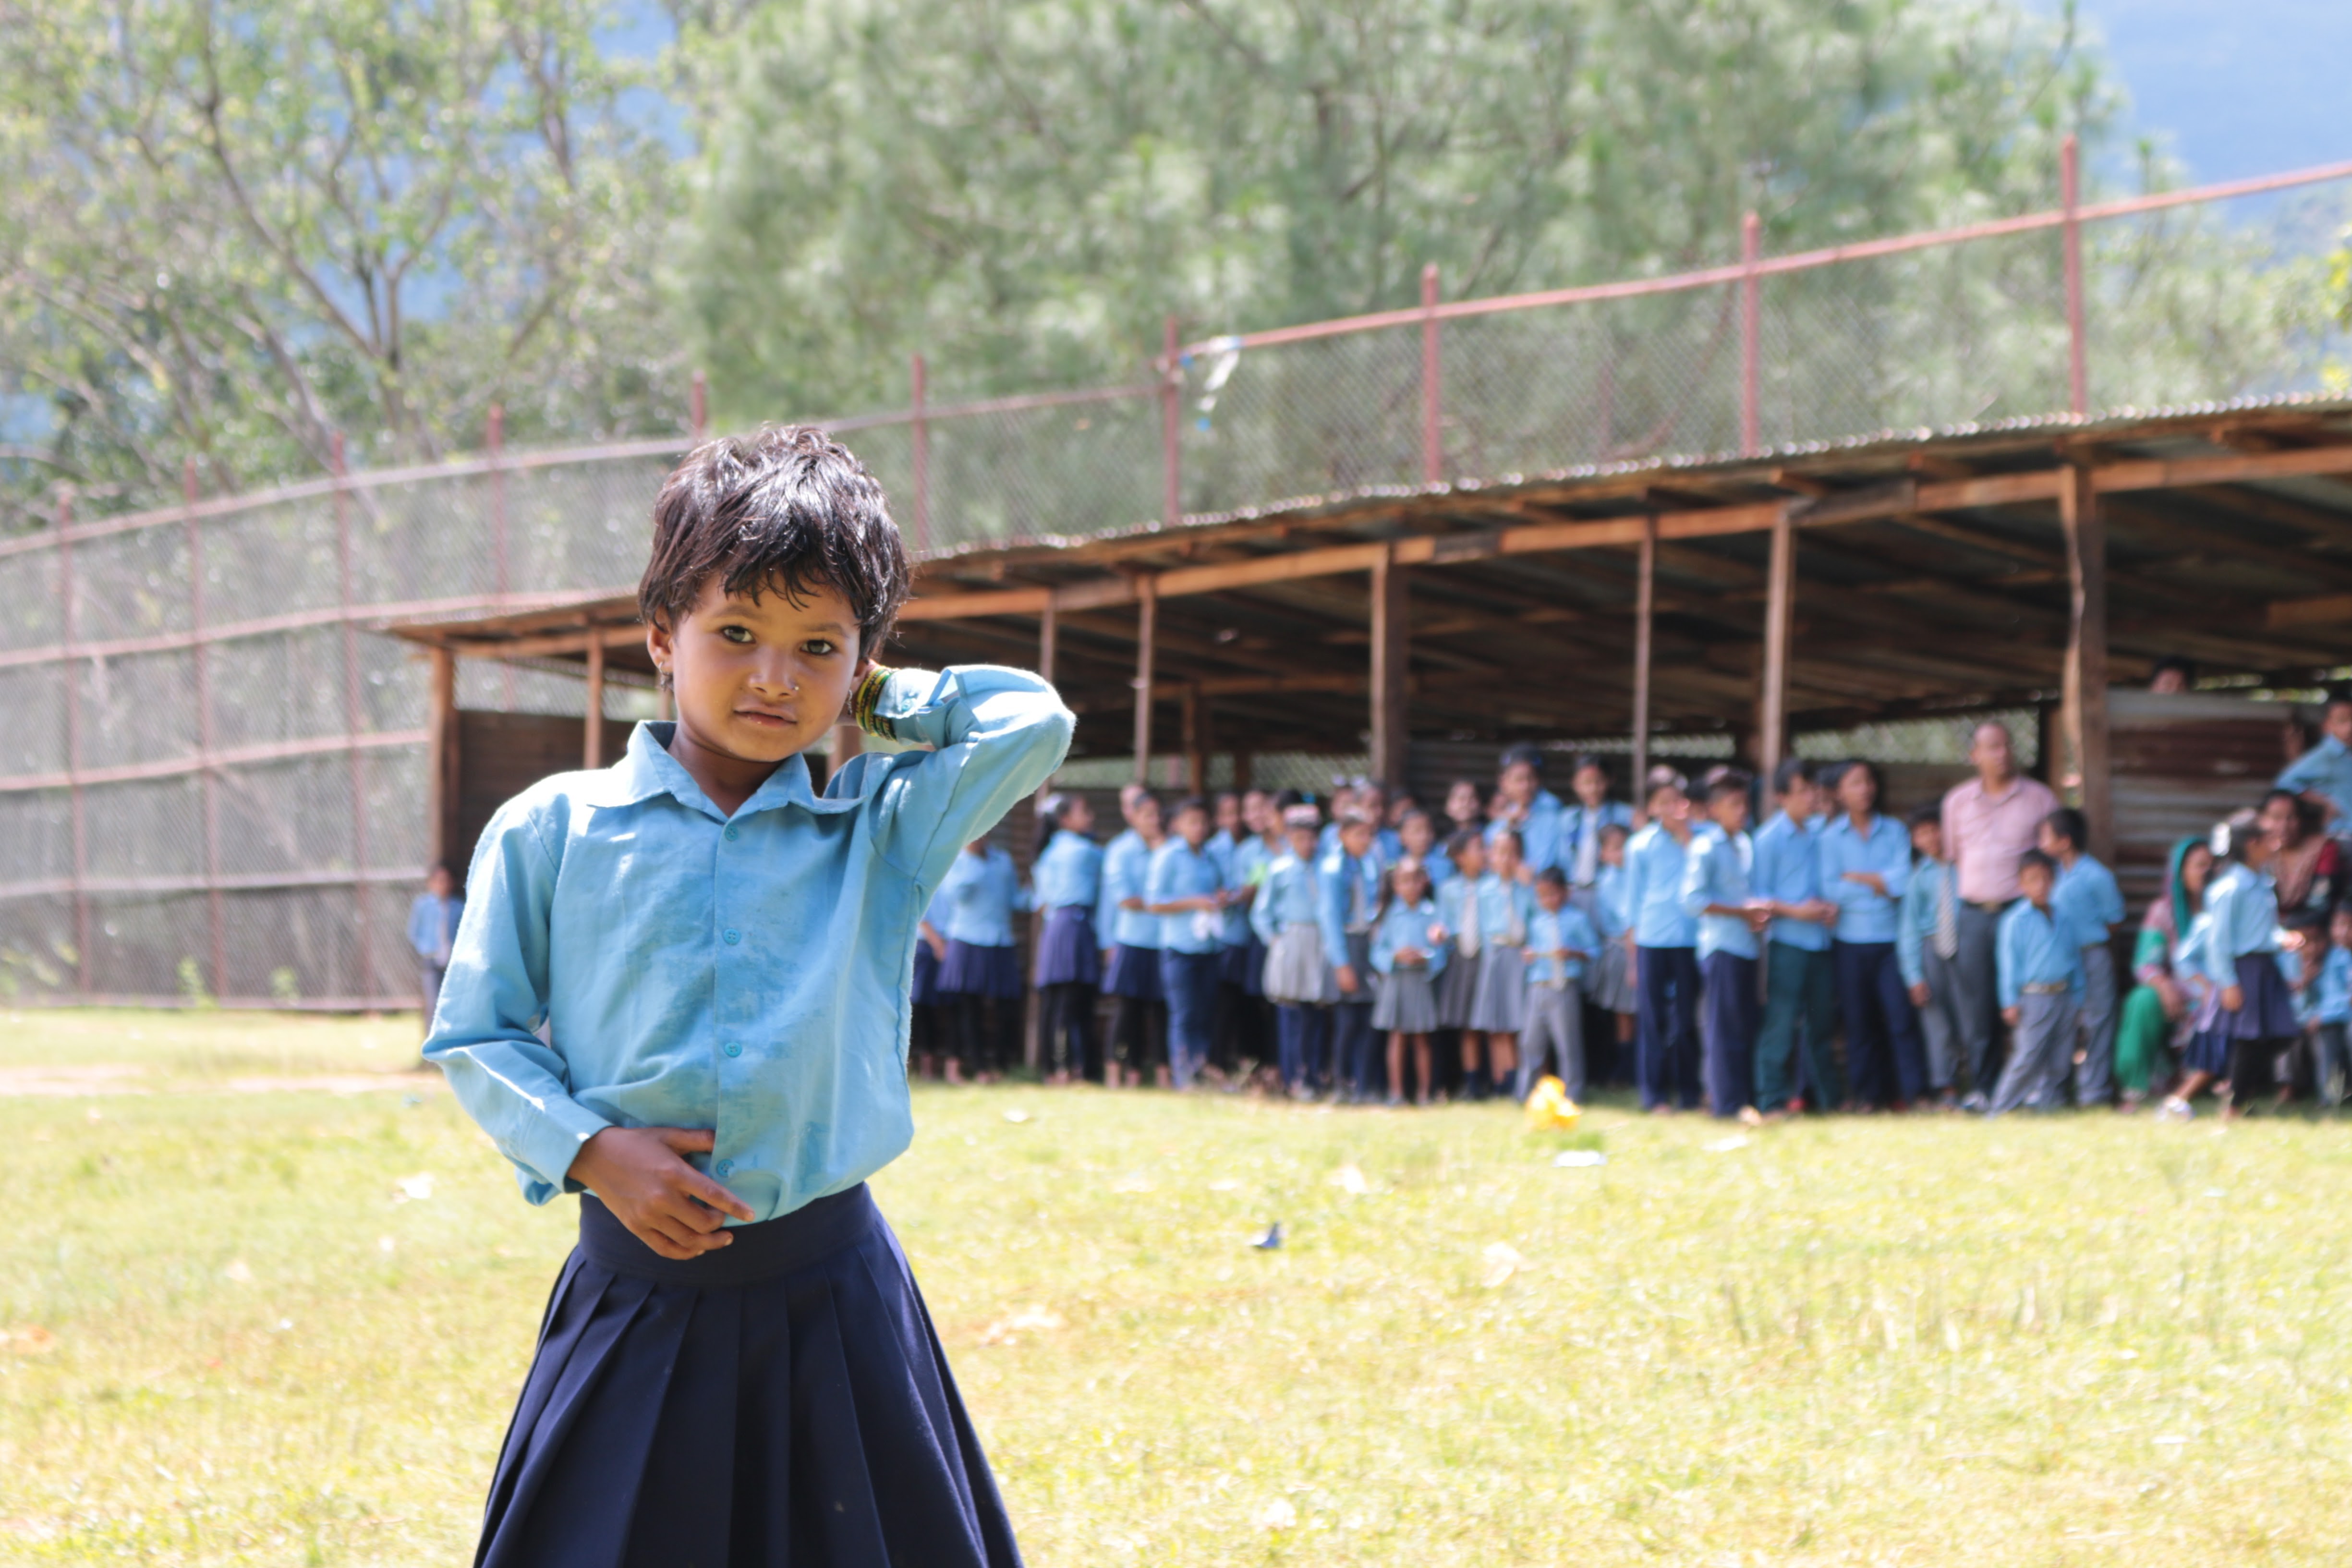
[569,1127,755,1260]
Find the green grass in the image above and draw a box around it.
[5,1009,2352,1564]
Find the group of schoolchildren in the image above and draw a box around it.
[895,715,2352,1120]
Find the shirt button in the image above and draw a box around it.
[724,825,739,841]
[715,1159,734,1178]
[723,928,741,945]
[724,1042,742,1057]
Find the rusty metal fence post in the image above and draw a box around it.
[1740,210,1763,458]
[186,457,226,997]
[332,433,375,1001]
[2062,134,2088,417]
[910,353,930,556]
[1421,263,1443,485]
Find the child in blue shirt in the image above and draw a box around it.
[1370,855,1446,1106]
[2040,806,2127,1107]
[1031,792,1103,1083]
[934,838,1033,1083]
[2309,908,2352,1106]
[425,426,1065,1567]
[406,863,463,1025]
[1987,850,2085,1115]
[1519,866,1600,1103]
[1253,804,1333,1095]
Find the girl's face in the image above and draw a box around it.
[1396,866,1431,905]
[1063,796,1096,836]
[1837,765,1877,817]
[1446,781,1481,823]
[2182,843,2214,898]
[1243,791,1273,835]
[1287,826,1321,860]
[1600,832,1627,868]
[1491,836,1523,876]
[2333,911,2352,951]
[2261,793,2304,846]
[1215,795,1243,836]
[1455,840,1487,880]
[1500,762,1540,807]
[1910,822,1942,861]
[648,573,868,767]
[1400,813,1434,856]
[1134,798,1164,840]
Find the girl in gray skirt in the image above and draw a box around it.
[1467,828,1538,1096]
[1371,856,1447,1105]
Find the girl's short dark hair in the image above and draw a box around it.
[638,426,911,655]
[1446,827,1484,859]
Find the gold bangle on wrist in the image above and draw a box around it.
[851,665,897,737]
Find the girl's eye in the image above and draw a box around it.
[719,625,753,644]
[802,639,837,656]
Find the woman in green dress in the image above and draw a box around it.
[2114,835,2215,1108]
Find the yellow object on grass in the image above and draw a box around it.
[1522,1075,1580,1131]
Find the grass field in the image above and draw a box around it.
[4,1009,2352,1565]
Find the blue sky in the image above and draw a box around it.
[2048,0,2352,181]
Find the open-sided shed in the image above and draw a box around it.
[391,396,2352,879]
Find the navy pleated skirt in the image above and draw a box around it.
[1032,905,1101,987]
[1103,942,1163,1001]
[475,1186,1022,1568]
[2225,953,2301,1040]
[911,941,944,1008]
[939,940,1024,1000]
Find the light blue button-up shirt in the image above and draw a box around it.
[1207,830,1254,946]
[1818,813,1911,945]
[1487,789,1566,872]
[1592,862,1631,942]
[2053,854,2125,951]
[934,844,1031,948]
[2196,863,2282,985]
[2314,946,2352,1024]
[1528,901,1600,985]
[1750,811,1830,953]
[1099,828,1163,949]
[1318,848,1383,968]
[1032,829,1102,913]
[1997,899,2085,1008]
[2279,734,2352,835]
[1471,873,1536,949]
[408,893,462,960]
[1624,822,1698,948]
[1370,899,1447,977]
[1682,822,1759,961]
[424,666,1072,1222]
[1559,800,1635,886]
[1896,856,1952,987]
[1150,838,1227,955]
[1249,851,1321,945]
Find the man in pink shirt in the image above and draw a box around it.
[1940,721,2059,1107]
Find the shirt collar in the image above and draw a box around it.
[589,722,865,819]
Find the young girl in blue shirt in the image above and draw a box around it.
[1370,855,1446,1106]
[1031,792,1103,1084]
[426,426,1069,1568]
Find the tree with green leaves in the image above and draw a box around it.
[0,0,682,525]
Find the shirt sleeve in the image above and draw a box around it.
[1680,835,1717,918]
[1249,866,1284,947]
[1896,877,1927,987]
[1995,911,2022,1010]
[850,665,1074,892]
[422,797,614,1204]
[1370,914,1398,975]
[1316,856,1351,969]
[2278,747,2327,793]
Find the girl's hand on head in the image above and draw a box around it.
[568,1127,755,1261]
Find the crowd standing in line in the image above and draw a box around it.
[424,699,2352,1121]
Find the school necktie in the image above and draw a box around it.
[1573,811,1601,887]
[1933,864,1959,961]
[1459,881,1482,958]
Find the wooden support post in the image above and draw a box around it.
[1370,545,1409,786]
[332,432,376,1001]
[427,647,459,876]
[1631,513,1657,798]
[1038,600,1058,685]
[583,640,606,769]
[691,368,708,444]
[1740,210,1763,458]
[1132,575,1158,782]
[1181,683,1206,795]
[1758,503,1795,778]
[1232,751,1252,790]
[910,353,930,556]
[489,405,515,710]
[187,457,225,997]
[2062,135,2088,418]
[2061,458,2112,858]
[1420,263,1443,485]
[1162,317,1183,528]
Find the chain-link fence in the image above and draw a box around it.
[2,159,2344,1007]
